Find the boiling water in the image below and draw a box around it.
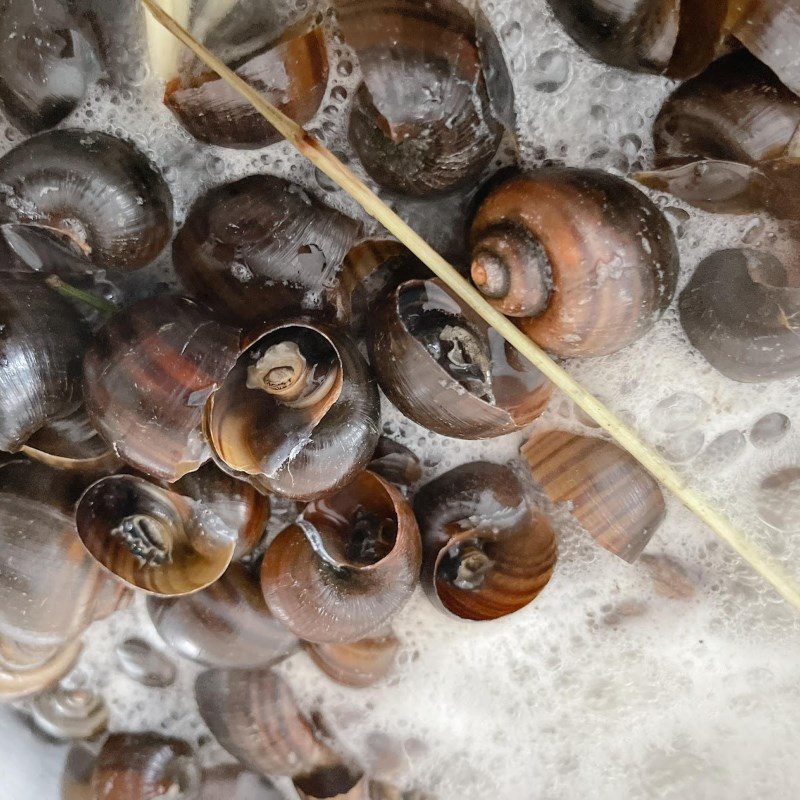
[2,1,800,798]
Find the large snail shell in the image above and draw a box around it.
[637,52,800,219]
[0,129,173,272]
[147,563,298,668]
[90,733,202,800]
[522,431,666,562]
[679,248,800,382]
[545,0,728,78]
[207,320,379,501]
[469,169,679,357]
[304,630,400,688]
[0,0,99,134]
[336,0,504,196]
[369,278,553,438]
[75,474,240,596]
[174,176,364,326]
[0,460,130,646]
[261,472,421,643]
[0,636,82,701]
[414,462,556,621]
[0,276,89,453]
[83,296,241,483]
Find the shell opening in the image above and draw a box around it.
[110,514,173,567]
[346,507,398,566]
[439,541,495,591]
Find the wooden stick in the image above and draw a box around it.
[141,0,800,610]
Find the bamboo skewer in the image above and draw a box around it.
[141,0,800,611]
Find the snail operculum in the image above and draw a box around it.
[439,539,496,591]
[109,513,173,568]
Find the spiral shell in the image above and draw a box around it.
[305,630,400,688]
[0,636,82,701]
[261,471,421,643]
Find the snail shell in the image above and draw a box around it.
[83,296,241,482]
[174,176,364,326]
[147,563,299,669]
[414,462,557,621]
[0,460,130,647]
[0,0,99,133]
[679,248,800,382]
[0,636,82,701]
[115,638,177,688]
[75,474,240,596]
[368,437,422,495]
[0,129,173,272]
[369,278,552,438]
[261,471,421,643]
[469,169,679,357]
[207,319,380,501]
[336,0,505,196]
[304,630,400,688]
[30,686,108,740]
[522,431,666,562]
[637,52,800,219]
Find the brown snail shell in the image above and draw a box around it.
[413,462,556,621]
[174,176,364,326]
[304,630,400,688]
[261,471,421,643]
[0,636,83,702]
[522,431,666,562]
[0,0,100,134]
[368,437,422,495]
[83,296,241,483]
[369,278,553,438]
[147,563,299,668]
[90,733,202,800]
[0,459,130,647]
[336,0,505,196]
[75,474,240,596]
[0,129,173,273]
[679,248,800,382]
[469,169,680,357]
[637,52,800,219]
[207,320,380,501]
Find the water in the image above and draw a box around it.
[2,0,800,798]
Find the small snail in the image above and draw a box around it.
[679,248,800,382]
[206,319,380,500]
[469,168,680,357]
[522,431,666,562]
[304,629,401,688]
[414,462,557,621]
[30,685,108,740]
[0,636,83,702]
[83,295,241,483]
[261,471,421,643]
[637,52,800,219]
[0,129,173,272]
[369,278,553,438]
[368,437,422,495]
[174,176,364,326]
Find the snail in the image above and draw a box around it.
[83,295,241,483]
[636,52,800,220]
[147,563,299,668]
[206,319,380,501]
[522,431,666,562]
[0,459,131,647]
[148,2,328,149]
[335,0,508,196]
[261,471,421,643]
[414,462,557,621]
[0,636,83,702]
[304,629,401,688]
[0,0,100,134]
[468,168,680,357]
[369,278,553,438]
[0,129,173,273]
[368,437,422,495]
[679,248,800,382]
[30,685,108,740]
[174,176,364,326]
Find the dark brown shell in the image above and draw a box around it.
[207,320,380,501]
[368,437,422,495]
[369,278,553,438]
[469,169,679,357]
[414,462,556,621]
[261,471,421,643]
[83,296,241,483]
[522,431,666,562]
[174,176,364,326]
[679,248,800,382]
[75,474,239,596]
[337,0,505,196]
[0,129,173,272]
[304,630,400,688]
[637,52,800,219]
[0,636,83,701]
[147,563,298,668]
[0,460,130,646]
